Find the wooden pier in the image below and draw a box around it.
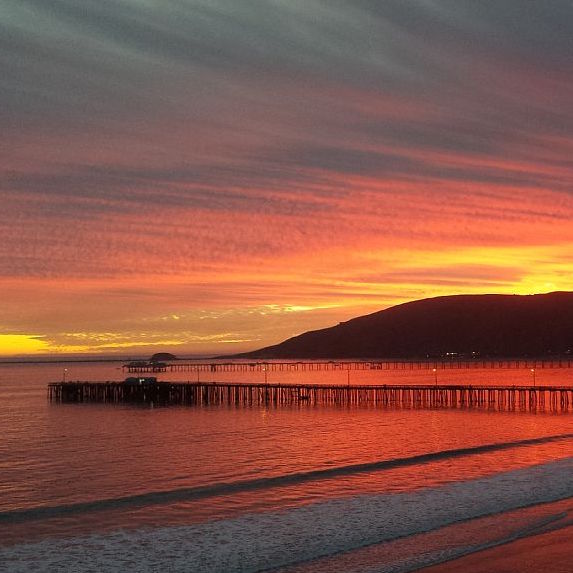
[123,359,573,374]
[48,382,573,412]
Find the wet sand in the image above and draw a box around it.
[422,525,573,573]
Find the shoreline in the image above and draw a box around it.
[421,522,573,573]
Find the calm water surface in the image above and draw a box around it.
[1,362,572,572]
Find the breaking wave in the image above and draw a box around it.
[2,433,572,525]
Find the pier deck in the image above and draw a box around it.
[48,382,573,412]
[123,359,573,373]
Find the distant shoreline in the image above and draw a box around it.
[0,356,213,365]
[1,354,572,366]
[0,357,127,365]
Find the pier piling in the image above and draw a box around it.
[48,382,573,412]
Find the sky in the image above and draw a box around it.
[2,1,573,357]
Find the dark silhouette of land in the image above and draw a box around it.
[235,292,573,359]
[150,352,177,362]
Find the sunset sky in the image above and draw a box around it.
[2,1,573,356]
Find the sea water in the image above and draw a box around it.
[1,362,572,572]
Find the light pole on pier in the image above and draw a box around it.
[531,368,536,387]
[433,368,437,386]
[263,366,268,385]
[63,368,68,383]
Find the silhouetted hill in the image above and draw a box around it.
[236,292,573,359]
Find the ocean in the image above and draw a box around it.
[1,361,572,572]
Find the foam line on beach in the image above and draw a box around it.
[276,508,572,573]
[402,510,572,573]
[2,433,572,524]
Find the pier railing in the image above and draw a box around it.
[48,382,573,412]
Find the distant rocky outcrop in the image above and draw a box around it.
[235,292,573,359]
[150,352,177,362]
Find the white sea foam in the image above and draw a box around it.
[2,458,573,573]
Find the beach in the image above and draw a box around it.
[424,524,573,573]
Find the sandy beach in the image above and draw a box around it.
[423,524,573,573]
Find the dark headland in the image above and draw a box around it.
[234,292,573,359]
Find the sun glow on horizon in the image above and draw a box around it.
[0,335,51,356]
